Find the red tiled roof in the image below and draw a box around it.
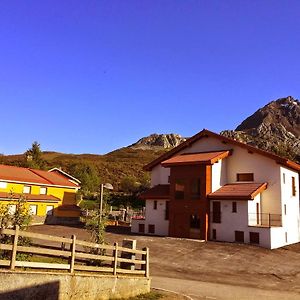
[140,184,170,199]
[0,164,79,188]
[208,183,267,200]
[31,169,78,187]
[0,192,60,202]
[161,151,231,167]
[144,129,300,172]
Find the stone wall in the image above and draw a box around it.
[0,270,151,300]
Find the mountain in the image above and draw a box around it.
[129,133,186,150]
[0,96,299,192]
[221,96,300,162]
[0,136,178,191]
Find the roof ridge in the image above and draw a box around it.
[29,168,55,185]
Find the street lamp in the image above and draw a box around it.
[99,183,113,222]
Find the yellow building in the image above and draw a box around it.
[0,164,81,224]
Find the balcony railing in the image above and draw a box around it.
[248,213,282,227]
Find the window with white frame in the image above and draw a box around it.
[8,204,16,215]
[0,182,7,189]
[40,187,47,195]
[23,186,31,194]
[29,205,38,215]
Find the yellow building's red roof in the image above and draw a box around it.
[0,164,79,188]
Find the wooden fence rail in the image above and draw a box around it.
[0,226,149,277]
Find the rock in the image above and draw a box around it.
[130,134,186,150]
[221,96,300,162]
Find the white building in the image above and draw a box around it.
[131,129,300,249]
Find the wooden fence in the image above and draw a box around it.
[0,226,149,277]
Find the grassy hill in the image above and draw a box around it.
[0,147,166,191]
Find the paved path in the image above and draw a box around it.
[152,276,300,300]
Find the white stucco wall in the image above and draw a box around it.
[211,159,227,192]
[210,198,271,248]
[150,165,170,187]
[131,199,169,236]
[226,146,281,215]
[279,166,300,246]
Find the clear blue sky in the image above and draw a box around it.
[1,1,300,154]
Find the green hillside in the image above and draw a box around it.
[0,147,166,192]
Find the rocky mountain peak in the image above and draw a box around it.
[130,133,186,150]
[222,96,300,162]
[236,96,300,137]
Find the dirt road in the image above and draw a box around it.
[29,225,300,299]
[152,276,300,300]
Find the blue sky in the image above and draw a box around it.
[0,1,300,154]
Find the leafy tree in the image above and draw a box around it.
[120,176,139,194]
[25,141,46,169]
[68,162,100,195]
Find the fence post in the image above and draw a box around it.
[120,239,136,271]
[70,235,76,273]
[10,225,20,270]
[112,242,118,276]
[141,247,149,278]
[61,236,65,251]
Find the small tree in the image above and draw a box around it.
[0,194,32,259]
[85,209,107,245]
[25,141,46,169]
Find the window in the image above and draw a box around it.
[165,201,169,220]
[153,200,157,210]
[235,231,244,243]
[283,173,286,184]
[175,180,185,199]
[237,173,254,182]
[292,177,296,196]
[148,224,155,234]
[138,224,145,233]
[46,205,54,216]
[212,201,221,223]
[212,229,217,240]
[23,186,31,194]
[40,187,47,195]
[232,202,237,213]
[8,204,16,215]
[191,178,201,198]
[249,232,260,244]
[284,204,287,215]
[190,214,200,229]
[29,205,38,215]
[0,182,7,189]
